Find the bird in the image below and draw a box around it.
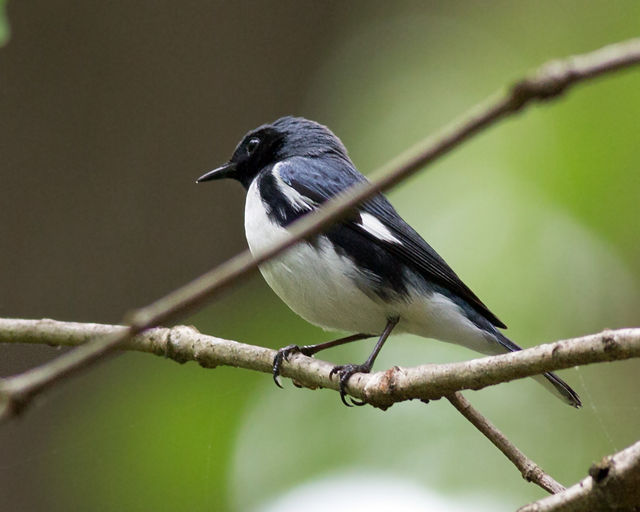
[196,116,581,408]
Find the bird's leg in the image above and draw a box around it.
[272,333,372,388]
[330,316,399,407]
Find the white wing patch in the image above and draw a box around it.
[359,212,400,244]
[272,162,316,211]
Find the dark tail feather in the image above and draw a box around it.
[541,370,582,408]
[493,331,582,408]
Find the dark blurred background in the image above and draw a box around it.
[1,1,639,511]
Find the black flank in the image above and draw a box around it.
[258,169,409,301]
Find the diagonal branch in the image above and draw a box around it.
[447,392,565,494]
[0,38,639,420]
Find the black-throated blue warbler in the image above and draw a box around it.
[197,116,581,408]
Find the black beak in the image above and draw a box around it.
[196,162,237,183]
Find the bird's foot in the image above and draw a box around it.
[329,364,370,407]
[272,344,314,388]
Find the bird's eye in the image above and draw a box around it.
[246,138,260,155]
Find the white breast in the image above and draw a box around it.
[244,179,499,354]
[244,179,391,333]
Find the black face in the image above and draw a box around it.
[196,125,282,189]
[227,126,283,188]
[196,116,350,189]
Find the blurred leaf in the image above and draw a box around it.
[48,353,259,512]
[0,0,9,47]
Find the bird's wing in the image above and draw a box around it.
[276,156,506,329]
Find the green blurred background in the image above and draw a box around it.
[1,1,639,510]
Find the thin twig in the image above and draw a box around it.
[1,38,639,419]
[447,392,565,494]
[518,441,640,512]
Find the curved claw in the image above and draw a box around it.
[329,367,348,406]
[272,344,301,388]
[330,364,369,407]
[339,391,352,407]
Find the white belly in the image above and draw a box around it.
[243,179,500,354]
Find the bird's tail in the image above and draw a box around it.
[492,331,582,408]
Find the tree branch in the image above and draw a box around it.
[447,392,566,495]
[0,38,639,421]
[2,318,639,498]
[1,319,638,411]
[518,441,640,512]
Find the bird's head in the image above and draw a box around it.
[196,116,349,189]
